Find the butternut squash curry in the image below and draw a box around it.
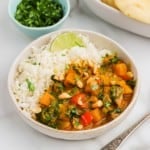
[36,54,136,130]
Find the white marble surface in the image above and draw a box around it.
[118,117,150,149]
[1,0,150,149]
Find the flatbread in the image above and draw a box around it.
[115,0,150,24]
[101,0,118,9]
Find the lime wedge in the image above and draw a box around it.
[50,32,85,52]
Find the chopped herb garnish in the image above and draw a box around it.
[110,56,120,64]
[66,106,81,119]
[98,86,104,100]
[110,85,123,101]
[126,79,136,89]
[65,64,69,70]
[51,75,57,82]
[51,81,64,93]
[91,84,99,90]
[25,78,35,92]
[113,108,122,113]
[37,101,59,128]
[104,101,112,108]
[32,62,37,65]
[28,56,32,59]
[61,53,66,56]
[15,0,63,27]
[69,87,79,96]
[98,93,104,100]
[102,54,120,67]
[72,117,80,128]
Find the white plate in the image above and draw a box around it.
[84,0,150,38]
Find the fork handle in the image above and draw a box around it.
[101,114,150,150]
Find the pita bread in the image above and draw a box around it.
[115,0,150,24]
[101,0,118,9]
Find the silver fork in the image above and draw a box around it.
[101,114,150,150]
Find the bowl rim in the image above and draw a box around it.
[8,28,140,135]
[97,0,120,13]
[93,0,150,26]
[8,0,70,30]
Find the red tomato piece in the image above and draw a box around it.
[81,112,93,126]
[71,93,86,106]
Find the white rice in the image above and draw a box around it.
[13,33,112,117]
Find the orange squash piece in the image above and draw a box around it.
[39,92,54,106]
[64,69,77,86]
[113,63,127,78]
[90,108,103,122]
[118,81,133,94]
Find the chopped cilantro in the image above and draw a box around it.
[113,108,122,113]
[91,84,99,90]
[25,78,35,92]
[15,0,63,27]
[110,56,120,64]
[104,101,112,108]
[126,79,136,89]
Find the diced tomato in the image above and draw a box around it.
[80,112,93,126]
[71,93,86,106]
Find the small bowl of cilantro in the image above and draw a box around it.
[8,0,70,38]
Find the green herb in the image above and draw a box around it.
[65,64,69,70]
[110,55,120,64]
[126,79,136,89]
[51,75,57,82]
[15,0,63,27]
[102,54,120,67]
[40,108,51,123]
[98,93,104,100]
[113,108,122,113]
[69,87,79,96]
[91,84,99,90]
[98,86,104,100]
[72,117,80,128]
[32,62,37,65]
[72,66,80,73]
[37,100,59,128]
[66,106,81,119]
[61,53,66,56]
[25,78,35,92]
[104,101,112,108]
[28,56,32,59]
[51,81,64,93]
[110,85,123,101]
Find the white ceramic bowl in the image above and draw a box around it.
[8,29,140,140]
[84,0,150,38]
